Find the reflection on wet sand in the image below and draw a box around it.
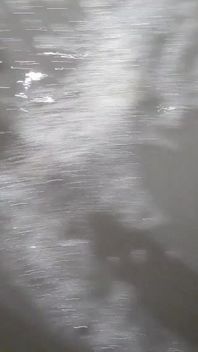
[90,212,198,349]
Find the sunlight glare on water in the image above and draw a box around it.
[0,0,198,352]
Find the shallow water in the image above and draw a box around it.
[0,1,198,351]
